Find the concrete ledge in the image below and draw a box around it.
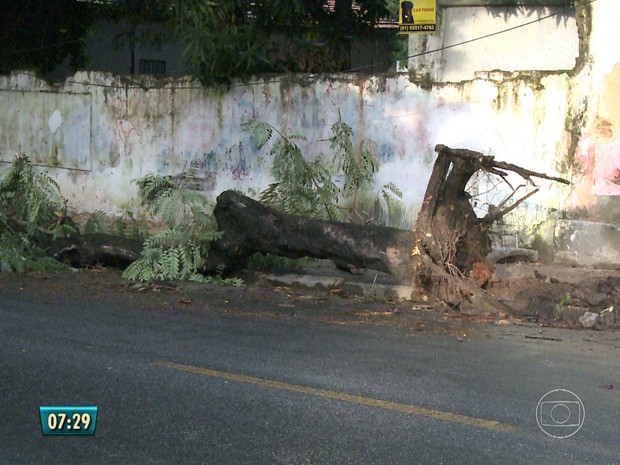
[487,247,538,263]
[257,273,414,301]
[555,219,620,267]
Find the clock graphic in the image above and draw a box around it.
[40,406,98,435]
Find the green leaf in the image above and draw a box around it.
[122,172,224,283]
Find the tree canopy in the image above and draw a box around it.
[172,0,391,84]
[1,0,393,83]
[0,0,94,75]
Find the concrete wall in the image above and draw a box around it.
[572,1,620,214]
[4,0,618,252]
[408,4,579,82]
[0,70,578,232]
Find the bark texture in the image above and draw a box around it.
[411,144,569,310]
[208,190,415,280]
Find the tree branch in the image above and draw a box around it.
[435,144,571,185]
[482,188,540,225]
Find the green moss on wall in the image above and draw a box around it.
[572,0,593,75]
[216,98,223,130]
[561,99,588,174]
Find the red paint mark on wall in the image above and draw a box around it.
[571,63,620,205]
[576,134,620,197]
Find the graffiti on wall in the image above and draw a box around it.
[573,64,620,206]
[106,95,143,159]
[0,70,581,225]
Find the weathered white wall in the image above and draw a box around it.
[0,89,92,170]
[0,70,577,230]
[8,0,619,240]
[572,0,620,209]
[409,5,579,82]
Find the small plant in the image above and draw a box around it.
[0,233,69,273]
[204,264,244,287]
[242,118,340,220]
[0,155,75,239]
[330,112,375,199]
[247,253,310,273]
[83,210,145,241]
[0,155,75,272]
[380,182,403,215]
[243,112,402,223]
[83,210,109,235]
[558,292,572,308]
[122,173,223,282]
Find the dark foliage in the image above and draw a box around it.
[171,0,391,84]
[0,0,94,74]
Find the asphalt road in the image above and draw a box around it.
[1,274,619,464]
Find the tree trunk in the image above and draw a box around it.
[411,144,569,310]
[50,233,143,268]
[207,145,569,314]
[47,145,567,315]
[207,190,415,281]
[411,147,494,304]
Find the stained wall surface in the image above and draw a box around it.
[0,70,580,231]
[3,1,616,237]
[408,4,580,82]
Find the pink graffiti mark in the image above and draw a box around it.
[325,82,339,108]
[390,112,430,161]
[577,134,620,195]
[108,96,143,154]
[288,88,297,112]
[117,121,140,141]
[233,88,259,119]
[231,162,245,181]
[378,109,387,130]
[224,159,249,181]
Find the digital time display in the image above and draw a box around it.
[39,406,98,435]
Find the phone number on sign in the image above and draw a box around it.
[400,24,436,32]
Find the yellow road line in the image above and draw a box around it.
[152,360,516,433]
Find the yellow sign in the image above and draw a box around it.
[399,0,436,34]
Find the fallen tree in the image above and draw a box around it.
[2,146,569,313]
[206,189,416,279]
[50,233,143,268]
[0,155,143,272]
[410,145,569,312]
[208,144,570,313]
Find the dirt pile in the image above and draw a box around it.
[488,263,620,329]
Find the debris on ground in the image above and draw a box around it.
[579,311,603,329]
[488,263,620,329]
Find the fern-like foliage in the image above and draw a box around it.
[84,211,108,235]
[330,110,377,200]
[244,113,402,224]
[136,173,175,204]
[123,173,226,283]
[0,233,69,273]
[0,155,73,235]
[381,182,403,211]
[242,118,273,150]
[0,155,75,272]
[243,117,340,220]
